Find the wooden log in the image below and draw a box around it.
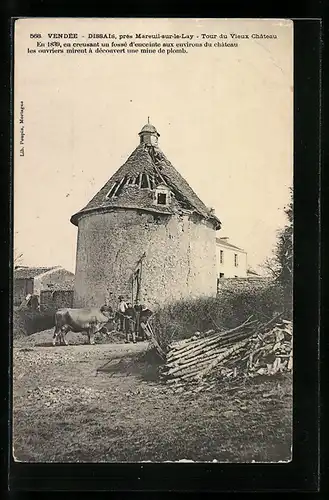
[167,355,233,383]
[163,358,222,380]
[164,355,223,378]
[218,330,256,346]
[166,341,227,365]
[166,345,228,367]
[216,315,257,338]
[167,326,256,364]
[169,359,230,380]
[169,331,221,352]
[178,335,253,371]
[168,332,223,357]
[164,348,230,376]
[165,347,228,371]
[141,322,166,360]
[169,325,239,352]
[171,330,215,347]
[195,340,249,380]
[218,326,261,344]
[256,312,283,334]
[163,361,215,382]
[169,317,258,354]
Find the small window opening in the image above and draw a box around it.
[219,273,224,278]
[134,175,140,185]
[157,193,167,205]
[106,183,119,198]
[234,254,239,267]
[115,176,128,197]
[220,250,224,264]
[141,173,148,188]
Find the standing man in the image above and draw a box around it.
[134,300,142,341]
[139,304,153,341]
[125,302,136,343]
[117,296,127,332]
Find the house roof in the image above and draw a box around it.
[216,238,246,252]
[70,125,221,229]
[14,266,59,279]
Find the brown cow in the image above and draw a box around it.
[52,305,113,346]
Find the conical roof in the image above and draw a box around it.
[70,127,221,229]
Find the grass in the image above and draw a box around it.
[12,334,292,463]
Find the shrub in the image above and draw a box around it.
[151,281,285,352]
[13,306,56,336]
[13,308,26,338]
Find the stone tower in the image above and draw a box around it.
[71,121,221,310]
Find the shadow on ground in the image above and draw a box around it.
[97,348,163,382]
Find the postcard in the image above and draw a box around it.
[13,18,293,463]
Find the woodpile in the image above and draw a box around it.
[155,314,292,393]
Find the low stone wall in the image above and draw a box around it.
[40,290,74,310]
[217,277,273,295]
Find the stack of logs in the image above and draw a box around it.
[155,314,293,393]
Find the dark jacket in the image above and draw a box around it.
[125,306,136,319]
[140,308,152,323]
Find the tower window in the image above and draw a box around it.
[154,184,170,206]
[106,183,119,198]
[220,250,224,264]
[157,193,167,205]
[141,173,149,188]
[234,253,239,267]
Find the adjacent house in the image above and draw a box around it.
[216,237,247,279]
[13,266,75,306]
[71,121,221,310]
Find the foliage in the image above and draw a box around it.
[152,282,284,352]
[262,189,293,316]
[13,306,56,336]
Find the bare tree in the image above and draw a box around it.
[262,188,293,315]
[261,256,281,279]
[14,249,24,267]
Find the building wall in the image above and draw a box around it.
[216,243,247,278]
[74,209,217,310]
[13,278,34,305]
[217,276,272,294]
[40,290,74,310]
[34,268,75,295]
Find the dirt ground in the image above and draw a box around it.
[12,329,293,463]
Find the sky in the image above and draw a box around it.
[14,18,293,274]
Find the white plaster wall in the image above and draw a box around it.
[74,209,217,310]
[216,244,247,278]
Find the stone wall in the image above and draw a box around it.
[74,208,217,310]
[40,290,74,310]
[217,277,272,295]
[13,278,33,306]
